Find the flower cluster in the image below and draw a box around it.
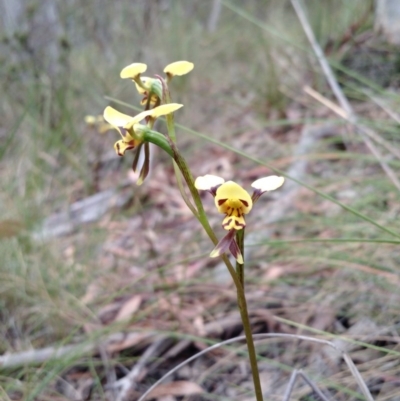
[103,61,193,184]
[195,175,285,263]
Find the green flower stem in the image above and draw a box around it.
[235,228,264,401]
[168,135,264,401]
[160,77,263,401]
[167,136,242,291]
[172,161,199,217]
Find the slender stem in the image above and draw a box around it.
[159,75,263,400]
[236,289,264,401]
[235,228,264,401]
[172,160,198,217]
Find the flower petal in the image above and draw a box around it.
[164,61,194,76]
[149,103,183,117]
[104,106,134,130]
[229,238,243,264]
[114,139,136,156]
[130,109,155,125]
[120,63,147,79]
[136,142,150,186]
[251,176,285,192]
[210,229,236,259]
[209,229,243,263]
[195,175,225,192]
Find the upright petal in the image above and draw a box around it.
[164,61,194,76]
[120,63,147,79]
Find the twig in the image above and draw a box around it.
[0,343,95,369]
[282,369,332,401]
[291,0,400,191]
[113,335,168,401]
[0,332,151,369]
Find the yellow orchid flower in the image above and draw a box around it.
[164,61,194,77]
[195,174,285,263]
[103,103,183,185]
[103,103,183,156]
[215,181,253,231]
[120,62,162,104]
[103,107,149,155]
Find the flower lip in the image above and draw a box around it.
[120,63,147,79]
[164,61,194,76]
[215,181,253,231]
[215,181,253,214]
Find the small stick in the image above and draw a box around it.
[113,336,168,401]
[282,369,332,401]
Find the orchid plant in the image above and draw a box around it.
[102,60,285,401]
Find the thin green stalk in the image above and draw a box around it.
[160,76,263,400]
[235,228,264,401]
[172,145,264,401]
[172,160,198,217]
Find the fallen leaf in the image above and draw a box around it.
[106,332,149,353]
[113,295,142,322]
[145,381,203,400]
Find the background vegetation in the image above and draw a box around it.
[1,0,400,400]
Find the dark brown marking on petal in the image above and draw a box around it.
[240,199,249,207]
[222,218,232,227]
[218,198,227,206]
[234,219,245,228]
[116,143,123,156]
